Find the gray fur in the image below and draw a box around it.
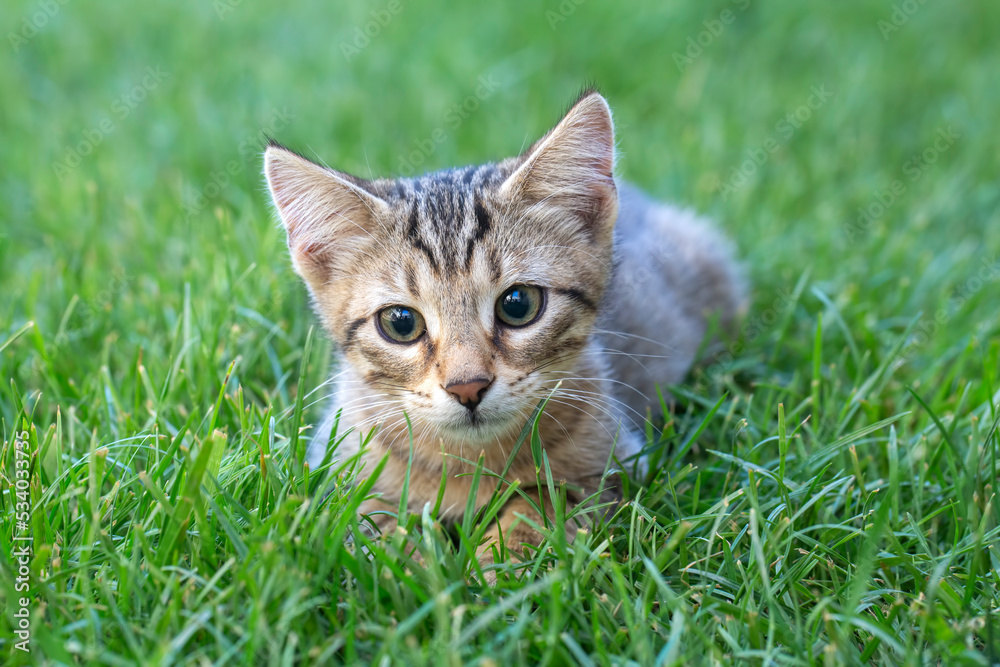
[601,182,746,422]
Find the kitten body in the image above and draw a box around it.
[264,92,745,560]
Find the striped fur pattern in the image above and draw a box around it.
[264,91,746,569]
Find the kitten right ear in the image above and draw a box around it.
[264,143,389,283]
[500,91,618,235]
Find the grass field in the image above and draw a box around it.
[3,0,1000,664]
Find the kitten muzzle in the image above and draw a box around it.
[444,377,493,411]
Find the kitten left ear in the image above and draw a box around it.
[500,90,618,232]
[264,143,390,284]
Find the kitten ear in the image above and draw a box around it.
[264,143,389,282]
[500,91,618,231]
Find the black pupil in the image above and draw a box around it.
[390,308,415,337]
[503,289,531,320]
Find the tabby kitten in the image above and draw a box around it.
[264,91,744,569]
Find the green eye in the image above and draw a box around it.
[377,306,426,343]
[496,285,544,327]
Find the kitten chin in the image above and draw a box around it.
[265,89,745,571]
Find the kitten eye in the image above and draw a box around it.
[377,306,426,343]
[496,285,544,327]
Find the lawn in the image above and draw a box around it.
[2,0,999,664]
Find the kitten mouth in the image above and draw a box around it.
[438,408,519,442]
[456,410,491,431]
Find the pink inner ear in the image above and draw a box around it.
[269,187,303,237]
[294,238,330,260]
[504,93,617,217]
[267,159,333,248]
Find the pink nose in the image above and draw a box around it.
[445,378,493,409]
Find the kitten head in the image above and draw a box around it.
[264,91,618,445]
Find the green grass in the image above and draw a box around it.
[2,0,1000,664]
